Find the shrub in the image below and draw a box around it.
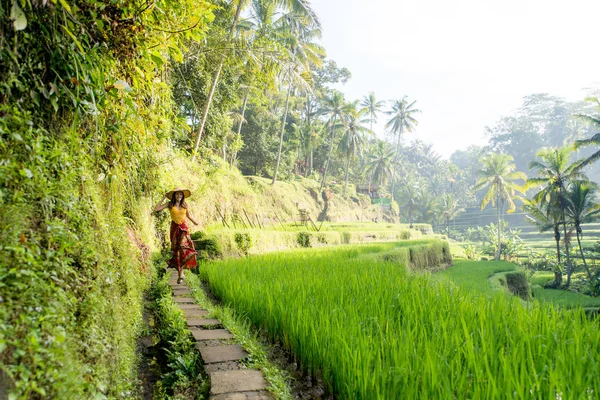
[234,232,253,256]
[194,236,223,261]
[190,231,206,241]
[341,231,352,244]
[397,230,411,240]
[297,232,312,248]
[504,272,531,300]
[316,233,328,244]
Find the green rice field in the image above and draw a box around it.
[200,243,600,399]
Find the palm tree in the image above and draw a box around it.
[191,0,321,161]
[385,96,421,157]
[365,141,395,188]
[360,92,386,133]
[564,181,600,282]
[385,97,421,199]
[319,91,353,191]
[272,19,324,185]
[397,179,420,225]
[337,104,371,196]
[527,147,587,286]
[574,97,600,169]
[415,188,439,227]
[472,153,526,260]
[574,133,600,169]
[440,194,465,236]
[521,197,563,286]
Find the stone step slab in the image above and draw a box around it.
[191,328,233,341]
[205,361,244,374]
[209,391,273,400]
[178,304,206,310]
[183,309,210,319]
[172,289,193,296]
[174,297,196,304]
[187,318,221,328]
[199,345,248,364]
[210,370,268,395]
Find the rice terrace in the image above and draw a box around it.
[2,0,600,399]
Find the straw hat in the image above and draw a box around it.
[165,188,191,200]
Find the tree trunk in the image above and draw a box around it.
[272,84,292,185]
[319,116,337,192]
[191,0,245,161]
[343,151,351,197]
[230,90,249,166]
[576,227,593,281]
[563,214,572,287]
[495,200,501,260]
[553,224,562,286]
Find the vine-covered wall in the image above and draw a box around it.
[0,0,215,397]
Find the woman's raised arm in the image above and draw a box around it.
[153,195,170,213]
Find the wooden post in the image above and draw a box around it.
[215,205,231,228]
[242,209,255,228]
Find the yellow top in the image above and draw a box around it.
[170,206,186,225]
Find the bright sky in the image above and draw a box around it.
[311,0,600,158]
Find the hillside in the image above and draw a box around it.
[154,155,395,234]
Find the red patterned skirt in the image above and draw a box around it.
[169,221,197,271]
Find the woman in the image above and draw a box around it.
[154,188,199,283]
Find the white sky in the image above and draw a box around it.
[311,0,600,158]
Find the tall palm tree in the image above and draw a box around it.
[415,188,439,227]
[440,194,465,236]
[385,97,421,200]
[319,91,353,191]
[365,141,395,188]
[574,133,600,169]
[472,153,526,260]
[360,92,386,133]
[191,0,321,161]
[385,96,421,157]
[527,147,587,286]
[574,97,600,170]
[521,197,563,286]
[564,181,600,282]
[397,179,420,225]
[271,19,324,185]
[337,104,371,196]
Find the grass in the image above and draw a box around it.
[532,287,600,308]
[184,272,293,399]
[200,245,600,399]
[439,260,518,296]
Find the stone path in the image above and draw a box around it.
[168,272,273,400]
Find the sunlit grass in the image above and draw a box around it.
[532,287,600,308]
[438,259,517,296]
[200,246,600,399]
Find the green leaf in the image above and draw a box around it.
[20,168,33,178]
[169,46,183,63]
[58,0,72,13]
[150,52,164,68]
[61,24,85,53]
[10,1,27,31]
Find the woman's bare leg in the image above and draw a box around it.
[177,250,184,283]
